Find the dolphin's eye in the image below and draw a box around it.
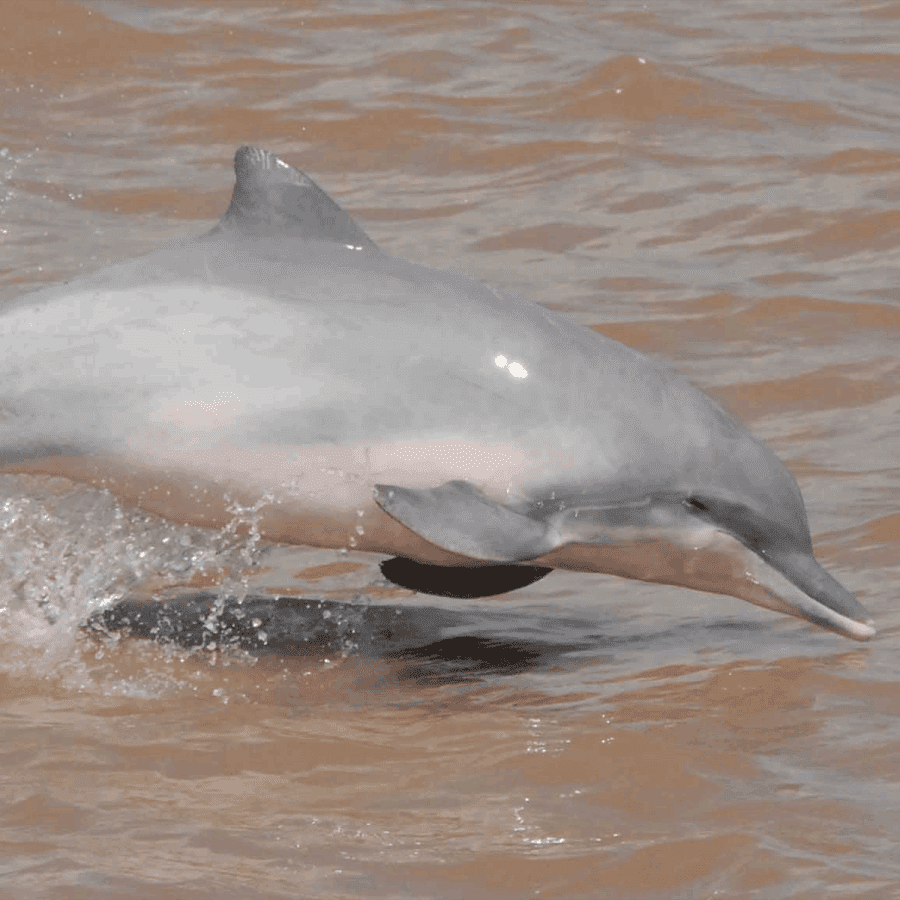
[685,497,709,513]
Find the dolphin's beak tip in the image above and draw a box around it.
[843,617,876,641]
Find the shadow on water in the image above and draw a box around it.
[87,592,599,683]
[378,557,553,598]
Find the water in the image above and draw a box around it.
[1,2,899,897]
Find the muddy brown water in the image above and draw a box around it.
[1,2,899,898]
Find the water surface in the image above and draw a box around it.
[1,2,899,898]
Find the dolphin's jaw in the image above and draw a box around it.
[533,525,875,640]
[731,548,875,641]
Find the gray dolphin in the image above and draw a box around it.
[0,147,874,640]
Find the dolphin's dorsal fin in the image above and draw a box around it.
[209,146,378,250]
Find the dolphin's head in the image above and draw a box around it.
[676,432,874,640]
[539,428,875,640]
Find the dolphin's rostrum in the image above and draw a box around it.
[0,147,875,640]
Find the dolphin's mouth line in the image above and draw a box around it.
[521,518,876,640]
[803,608,875,641]
[728,544,875,641]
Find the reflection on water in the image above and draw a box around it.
[1,1,899,898]
[89,593,596,685]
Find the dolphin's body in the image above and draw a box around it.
[0,147,874,639]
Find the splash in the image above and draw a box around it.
[0,474,269,681]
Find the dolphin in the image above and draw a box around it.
[0,146,875,640]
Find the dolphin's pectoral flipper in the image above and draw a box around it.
[373,480,558,563]
[209,145,378,250]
